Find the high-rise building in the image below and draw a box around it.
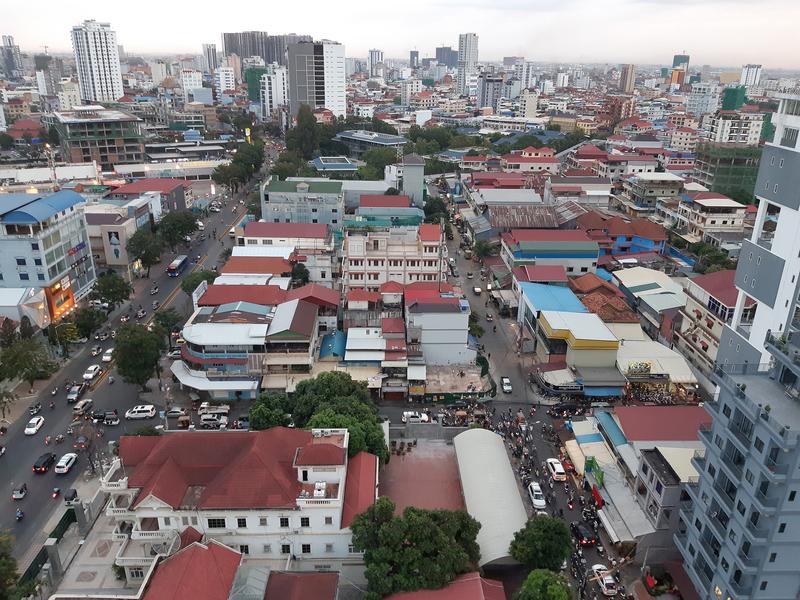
[740,64,763,88]
[202,44,218,73]
[400,79,422,106]
[221,31,269,63]
[476,73,503,112]
[555,72,569,88]
[693,142,761,199]
[677,91,800,600]
[457,33,479,94]
[265,34,312,66]
[672,53,690,70]
[215,67,236,95]
[619,64,635,94]
[149,60,168,86]
[519,89,539,118]
[368,49,383,77]
[260,63,288,120]
[1,35,22,79]
[181,69,203,103]
[435,46,458,68]
[687,82,721,116]
[34,54,58,97]
[409,50,419,69]
[70,20,125,103]
[703,110,764,146]
[286,40,346,118]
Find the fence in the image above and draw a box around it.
[18,508,76,585]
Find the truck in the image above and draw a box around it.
[198,402,231,416]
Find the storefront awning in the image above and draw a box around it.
[170,361,260,392]
[583,387,623,397]
[407,365,427,381]
[597,508,621,544]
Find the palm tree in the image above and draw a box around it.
[0,389,17,420]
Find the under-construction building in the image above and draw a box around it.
[693,142,761,201]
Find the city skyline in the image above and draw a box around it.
[4,0,800,70]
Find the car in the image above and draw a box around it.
[73,435,89,450]
[150,285,159,295]
[0,445,5,457]
[83,365,102,381]
[486,313,493,322]
[466,272,474,279]
[11,484,27,500]
[135,309,147,320]
[546,458,567,482]
[125,405,156,420]
[570,521,597,546]
[198,402,230,416]
[120,314,130,323]
[501,377,513,394]
[209,206,221,213]
[101,348,114,363]
[591,564,617,596]
[165,407,187,418]
[166,348,182,359]
[89,299,109,310]
[33,452,57,473]
[72,398,94,416]
[24,416,44,435]
[401,411,429,424]
[66,384,86,403]
[527,482,547,510]
[199,414,229,429]
[96,331,110,341]
[183,235,192,243]
[90,345,103,357]
[55,453,78,474]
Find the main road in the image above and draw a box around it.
[0,143,277,559]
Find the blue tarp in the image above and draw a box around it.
[583,387,624,398]
[594,411,628,448]
[575,432,604,444]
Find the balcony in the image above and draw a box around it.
[751,488,780,513]
[745,520,769,542]
[698,423,713,446]
[131,518,173,541]
[735,548,762,573]
[762,456,789,481]
[711,482,736,511]
[728,577,754,599]
[765,331,800,379]
[691,448,706,473]
[706,509,729,538]
[728,423,753,454]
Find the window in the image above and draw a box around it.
[779,523,786,533]
[790,491,796,502]
[281,544,291,554]
[263,544,272,554]
[325,543,334,553]
[754,438,764,452]
[688,543,696,557]
[279,517,289,528]
[769,553,776,563]
[259,517,268,526]
[655,481,664,495]
[19,273,28,281]
[302,544,311,554]
[302,469,308,482]
[780,127,799,148]
[722,404,731,418]
[301,517,310,527]
[129,568,145,579]
[181,517,189,526]
[237,517,247,528]
[324,516,333,525]
[37,274,44,281]
[15,258,26,266]
[34,258,42,266]
[760,581,768,591]
[31,242,39,251]
[745,470,754,485]
[695,518,702,531]
[737,501,746,516]
[239,544,249,554]
[207,518,226,528]
[580,267,588,273]
[163,517,171,526]
[642,463,649,475]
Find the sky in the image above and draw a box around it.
[5,0,800,70]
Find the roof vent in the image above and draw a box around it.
[296,182,310,193]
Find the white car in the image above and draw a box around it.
[165,407,187,418]
[527,482,547,510]
[200,414,229,429]
[166,349,182,359]
[592,564,617,597]
[101,348,114,363]
[401,411,429,424]
[125,405,156,420]
[501,377,513,394]
[55,453,78,474]
[24,416,44,435]
[546,458,567,482]
[83,365,102,381]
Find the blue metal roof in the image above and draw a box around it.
[595,410,628,447]
[518,282,588,313]
[319,330,346,359]
[0,190,85,224]
[595,268,613,282]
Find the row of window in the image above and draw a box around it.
[204,515,334,529]
[349,273,438,282]
[0,272,46,282]
[349,259,437,268]
[272,218,337,224]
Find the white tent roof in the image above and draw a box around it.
[616,340,697,384]
[454,429,528,567]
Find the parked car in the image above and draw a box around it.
[24,416,44,435]
[90,345,103,357]
[401,410,430,424]
[125,405,156,420]
[166,349,182,359]
[198,402,230,416]
[89,299,109,310]
[501,377,513,394]
[55,453,78,475]
[96,331,110,341]
[571,521,597,546]
[165,407,187,418]
[101,348,114,363]
[527,482,547,509]
[591,564,617,597]
[199,414,229,429]
[546,458,567,481]
[82,365,102,381]
[33,452,57,473]
[135,309,147,320]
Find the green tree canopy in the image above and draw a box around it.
[18,317,34,339]
[249,392,292,430]
[0,133,13,150]
[350,497,481,599]
[291,262,310,286]
[509,517,572,571]
[362,148,398,175]
[285,105,320,160]
[74,307,107,339]
[307,406,388,462]
[180,270,217,296]
[473,240,494,258]
[157,210,198,251]
[126,229,163,277]
[291,371,374,427]
[0,532,34,600]
[0,319,17,348]
[153,308,183,346]
[114,324,162,390]
[516,569,571,600]
[92,271,133,309]
[0,389,18,420]
[0,338,58,389]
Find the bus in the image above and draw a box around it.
[167,255,189,277]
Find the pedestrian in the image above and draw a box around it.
[488,353,491,359]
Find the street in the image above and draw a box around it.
[0,170,260,559]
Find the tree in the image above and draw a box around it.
[74,307,107,339]
[0,532,33,600]
[0,133,13,150]
[18,317,34,340]
[307,406,389,462]
[133,425,162,436]
[473,240,494,259]
[0,389,17,420]
[93,271,133,309]
[292,262,310,286]
[249,392,291,430]
[509,517,572,571]
[384,187,400,195]
[52,322,79,357]
[0,319,17,348]
[154,308,182,335]
[126,229,163,277]
[285,105,320,160]
[0,338,58,390]
[350,497,481,599]
[516,570,571,600]
[181,270,217,296]
[290,371,375,427]
[114,325,162,390]
[157,210,198,251]
[362,148,397,175]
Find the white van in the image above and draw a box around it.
[401,411,430,424]
[196,221,205,231]
[229,227,236,238]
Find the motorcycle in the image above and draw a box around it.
[55,434,65,444]
[29,403,42,415]
[51,388,57,396]
[15,509,23,521]
[49,401,55,410]
[44,435,51,445]
[52,488,61,499]
[108,376,115,385]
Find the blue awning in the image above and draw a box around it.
[583,386,623,397]
[595,410,628,448]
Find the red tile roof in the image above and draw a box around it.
[581,292,639,323]
[347,288,382,303]
[264,572,339,600]
[341,451,378,528]
[198,284,288,307]
[385,572,505,600]
[285,284,341,309]
[294,443,347,466]
[142,540,241,600]
[691,270,753,308]
[614,406,711,442]
[110,178,185,195]
[574,144,607,158]
[243,222,329,240]
[178,526,203,550]
[122,429,334,510]
[360,194,412,208]
[379,281,405,293]
[569,273,624,297]
[418,223,441,242]
[512,265,569,283]
[382,317,406,334]
[404,281,454,292]
[502,154,560,164]
[221,256,292,276]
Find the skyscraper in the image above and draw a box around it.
[677,90,800,600]
[286,40,346,118]
[260,63,288,120]
[741,64,763,88]
[619,64,635,94]
[1,35,22,79]
[202,44,219,72]
[221,31,269,63]
[476,73,503,113]
[672,53,690,70]
[457,33,479,94]
[71,20,124,103]
[435,46,458,68]
[409,50,419,69]
[266,34,312,66]
[34,54,58,97]
[368,49,383,77]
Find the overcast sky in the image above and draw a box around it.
[6,0,800,70]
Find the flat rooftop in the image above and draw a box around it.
[54,105,142,124]
[379,439,464,514]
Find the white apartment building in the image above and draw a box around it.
[71,20,124,103]
[686,83,720,116]
[740,63,762,88]
[341,224,447,292]
[0,103,5,132]
[405,290,476,366]
[555,72,569,88]
[669,127,699,152]
[400,79,422,106]
[367,49,383,78]
[180,69,203,103]
[260,63,288,119]
[456,33,478,94]
[519,89,539,118]
[215,66,236,95]
[101,428,378,582]
[287,40,346,118]
[201,44,218,73]
[703,110,763,145]
[149,61,168,86]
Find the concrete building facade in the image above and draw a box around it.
[287,40,346,118]
[71,20,124,104]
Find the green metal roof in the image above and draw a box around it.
[266,180,342,194]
